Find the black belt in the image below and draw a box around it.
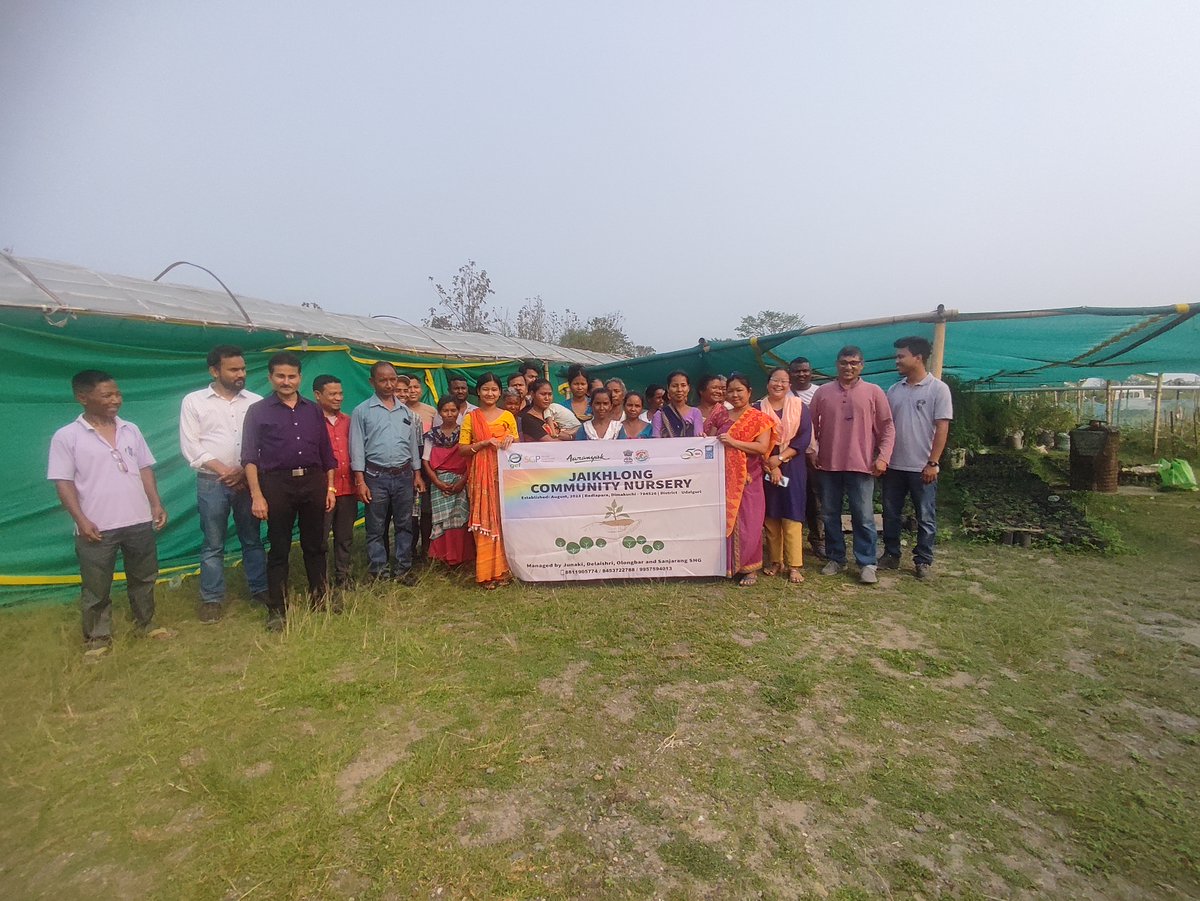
[365,465,411,476]
[265,467,320,477]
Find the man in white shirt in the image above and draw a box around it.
[179,345,268,622]
[789,356,818,405]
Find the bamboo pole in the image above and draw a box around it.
[931,317,947,379]
[1105,381,1114,425]
[1152,373,1165,454]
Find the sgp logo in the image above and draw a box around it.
[680,447,702,460]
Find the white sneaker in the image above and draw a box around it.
[859,565,878,584]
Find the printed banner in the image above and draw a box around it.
[499,437,727,581]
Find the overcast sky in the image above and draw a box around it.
[3,1,1198,351]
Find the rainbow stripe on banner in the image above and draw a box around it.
[498,438,726,582]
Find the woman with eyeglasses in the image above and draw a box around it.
[756,366,812,583]
[717,373,777,586]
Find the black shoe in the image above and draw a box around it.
[914,563,932,581]
[265,609,286,632]
[879,554,901,570]
[251,591,270,606]
[811,543,827,560]
[396,569,419,587]
[199,602,223,624]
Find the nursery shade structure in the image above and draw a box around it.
[0,254,622,604]
[593,304,1200,395]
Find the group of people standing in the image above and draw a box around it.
[46,339,950,656]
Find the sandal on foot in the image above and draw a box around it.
[737,572,758,587]
[788,568,805,584]
[762,565,780,577]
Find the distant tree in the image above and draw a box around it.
[559,311,642,356]
[733,309,807,339]
[630,343,657,357]
[509,295,568,343]
[426,260,499,333]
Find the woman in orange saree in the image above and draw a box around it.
[459,373,519,588]
[717,373,777,586]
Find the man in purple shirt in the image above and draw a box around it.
[47,370,173,657]
[809,345,895,584]
[242,352,337,631]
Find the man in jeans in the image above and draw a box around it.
[809,345,895,584]
[881,336,953,580]
[179,345,267,623]
[242,352,337,630]
[350,362,426,584]
[48,370,173,656]
[313,374,355,594]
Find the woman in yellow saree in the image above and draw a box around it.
[460,373,519,588]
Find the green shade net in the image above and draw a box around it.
[1,309,529,606]
[6,303,1197,606]
[594,306,1200,396]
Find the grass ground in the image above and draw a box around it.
[1,492,1198,899]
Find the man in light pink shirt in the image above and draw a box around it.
[47,370,173,656]
[809,345,895,584]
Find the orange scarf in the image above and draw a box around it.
[723,406,777,536]
[467,409,503,538]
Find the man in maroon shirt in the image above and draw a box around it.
[809,345,895,585]
[313,374,355,595]
[242,352,336,630]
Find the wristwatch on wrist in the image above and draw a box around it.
[927,461,940,468]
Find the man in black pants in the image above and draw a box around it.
[313,374,356,595]
[790,356,826,559]
[242,352,336,631]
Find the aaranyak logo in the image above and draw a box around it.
[566,452,608,463]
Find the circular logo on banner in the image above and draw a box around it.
[507,453,522,465]
[635,450,650,462]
